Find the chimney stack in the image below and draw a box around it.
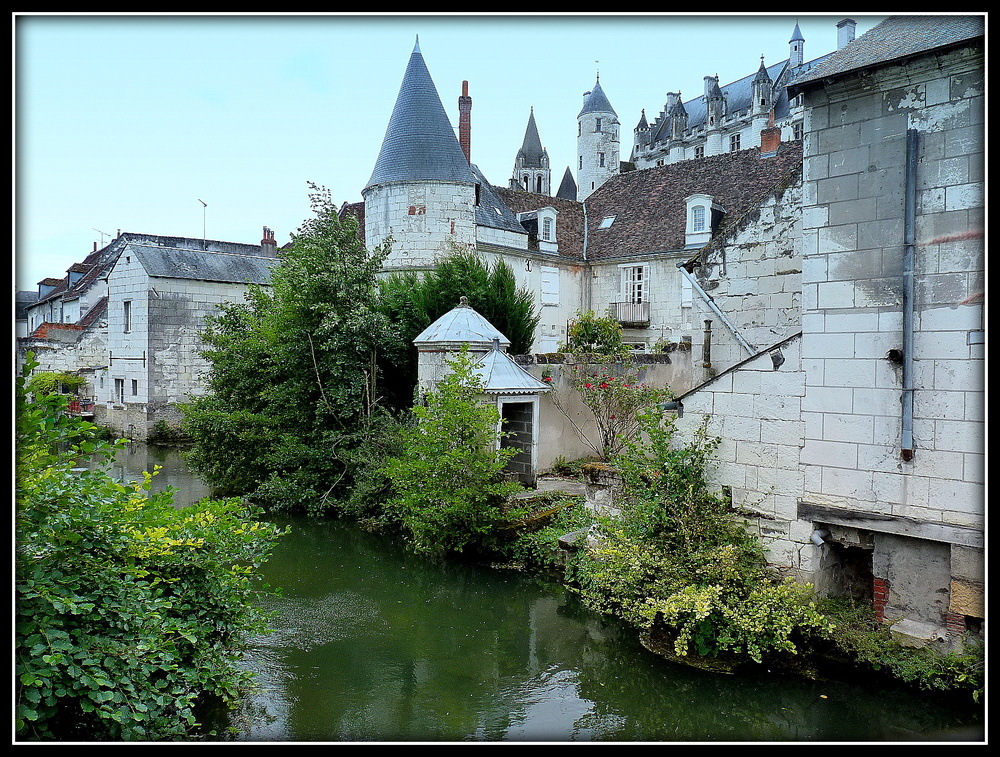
[837,18,857,49]
[760,110,781,157]
[261,226,278,256]
[458,80,472,164]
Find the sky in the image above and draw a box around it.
[14,12,892,292]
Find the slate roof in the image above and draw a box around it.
[129,243,280,285]
[365,39,477,190]
[473,165,530,235]
[582,141,803,261]
[413,297,511,348]
[788,15,985,96]
[473,341,552,394]
[514,108,548,168]
[579,78,617,117]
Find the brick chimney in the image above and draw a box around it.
[260,226,278,256]
[458,80,472,163]
[760,110,781,157]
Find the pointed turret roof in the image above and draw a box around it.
[473,339,552,394]
[365,38,476,190]
[578,78,617,118]
[556,167,578,201]
[515,107,547,168]
[413,297,511,349]
[790,22,805,43]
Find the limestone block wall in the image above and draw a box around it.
[671,336,812,576]
[798,44,984,538]
[365,181,477,269]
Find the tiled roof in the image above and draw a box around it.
[493,187,586,261]
[579,79,617,118]
[788,15,985,95]
[583,141,803,261]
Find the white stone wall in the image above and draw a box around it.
[364,180,477,269]
[673,337,812,575]
[577,111,620,201]
[798,44,985,538]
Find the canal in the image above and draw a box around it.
[109,444,985,743]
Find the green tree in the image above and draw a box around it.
[380,347,524,556]
[182,184,404,514]
[379,248,540,406]
[15,356,282,740]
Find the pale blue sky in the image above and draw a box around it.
[14,12,890,291]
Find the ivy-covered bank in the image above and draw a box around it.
[15,357,284,741]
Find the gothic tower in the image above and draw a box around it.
[576,76,620,201]
[510,107,551,195]
[362,38,478,270]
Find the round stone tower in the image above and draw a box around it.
[363,38,479,271]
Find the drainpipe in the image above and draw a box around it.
[582,202,592,312]
[676,262,756,355]
[900,129,918,461]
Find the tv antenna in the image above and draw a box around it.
[198,199,207,245]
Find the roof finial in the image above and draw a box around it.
[413,34,420,53]
[458,295,469,307]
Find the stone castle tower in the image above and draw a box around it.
[509,107,551,195]
[362,38,478,270]
[575,76,620,201]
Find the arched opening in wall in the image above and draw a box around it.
[535,175,543,193]
[500,401,534,486]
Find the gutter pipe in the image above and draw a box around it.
[901,129,918,461]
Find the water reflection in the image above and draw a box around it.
[229,516,984,743]
[100,446,984,743]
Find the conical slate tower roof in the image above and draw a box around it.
[413,297,511,348]
[365,38,476,190]
[515,108,547,168]
[578,78,617,118]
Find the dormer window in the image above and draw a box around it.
[684,193,724,248]
[542,217,553,242]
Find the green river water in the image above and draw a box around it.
[108,444,986,743]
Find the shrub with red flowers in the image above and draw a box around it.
[552,358,672,461]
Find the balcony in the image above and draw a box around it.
[611,301,650,326]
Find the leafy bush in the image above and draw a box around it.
[567,408,833,665]
[559,310,629,355]
[380,347,524,556]
[16,356,283,740]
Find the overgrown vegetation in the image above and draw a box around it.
[16,356,283,740]
[182,184,405,515]
[380,347,525,557]
[559,310,629,355]
[815,597,984,699]
[563,408,834,666]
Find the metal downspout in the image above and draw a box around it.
[581,202,591,312]
[901,129,918,461]
[676,262,756,355]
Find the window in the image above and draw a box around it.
[622,265,646,304]
[729,133,741,152]
[691,205,706,232]
[578,155,583,170]
[542,217,553,241]
[114,378,125,404]
[695,145,704,159]
[123,300,132,333]
[599,215,616,229]
[540,266,560,306]
[595,118,602,132]
[793,121,804,141]
[598,152,605,167]
[131,379,138,396]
